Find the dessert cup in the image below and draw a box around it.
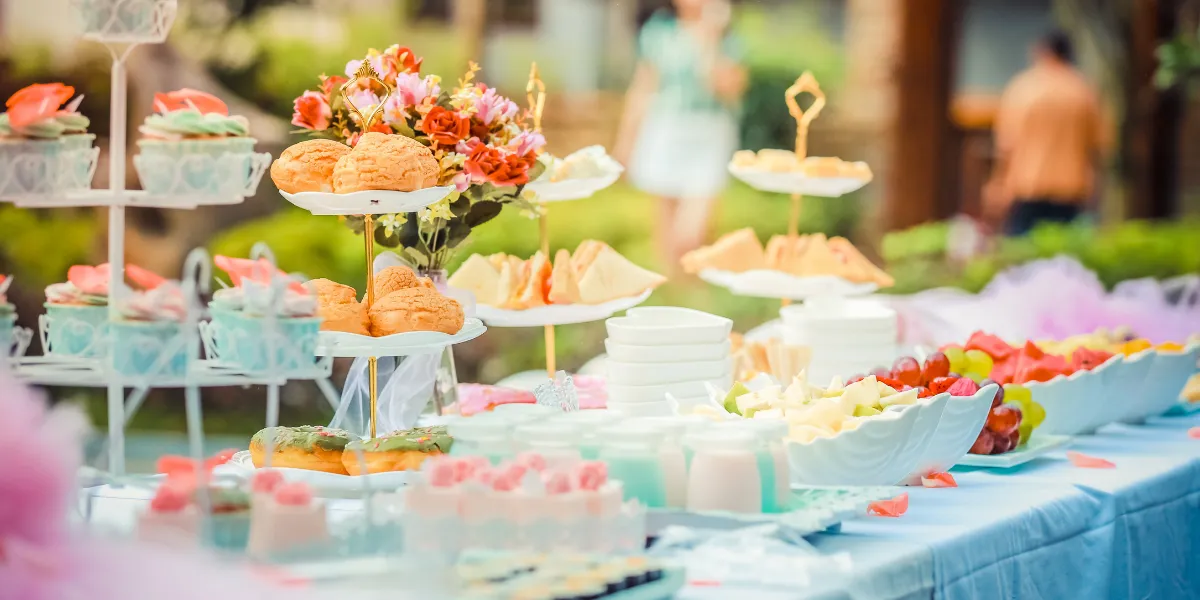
[110,320,190,377]
[43,303,109,357]
[0,312,13,361]
[135,137,258,196]
[207,308,321,373]
[0,139,62,196]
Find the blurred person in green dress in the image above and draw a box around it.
[615,0,747,272]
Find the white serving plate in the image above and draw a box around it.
[608,374,732,404]
[954,434,1072,469]
[604,338,731,364]
[728,165,870,197]
[605,399,676,417]
[315,318,486,358]
[605,357,731,387]
[701,269,878,300]
[902,384,998,484]
[476,291,651,327]
[785,396,937,486]
[221,451,412,495]
[605,307,732,346]
[524,172,621,202]
[279,186,453,216]
[1123,344,1200,423]
[1079,354,1138,433]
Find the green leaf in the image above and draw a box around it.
[465,200,503,227]
[449,193,470,217]
[526,158,547,182]
[374,223,402,247]
[403,246,430,268]
[343,215,366,235]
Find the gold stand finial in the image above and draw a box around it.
[341,61,392,132]
[527,62,546,133]
[785,71,825,160]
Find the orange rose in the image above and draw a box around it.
[464,143,530,187]
[419,106,470,146]
[291,90,331,131]
[320,75,348,98]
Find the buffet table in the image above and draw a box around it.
[680,412,1200,600]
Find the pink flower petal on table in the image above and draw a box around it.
[921,472,958,488]
[1189,427,1200,439]
[1067,451,1115,469]
[868,493,909,517]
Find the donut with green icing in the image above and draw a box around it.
[249,425,354,474]
[341,426,454,475]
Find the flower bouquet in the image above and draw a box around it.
[289,45,544,272]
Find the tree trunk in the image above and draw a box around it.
[882,0,963,231]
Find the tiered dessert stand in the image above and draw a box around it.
[481,63,632,380]
[278,62,485,438]
[1,0,336,476]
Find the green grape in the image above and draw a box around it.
[967,372,987,384]
[964,349,994,378]
[944,346,968,374]
[1023,400,1046,429]
[1017,422,1034,446]
[1003,384,1032,403]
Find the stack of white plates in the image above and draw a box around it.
[604,307,734,416]
[780,298,898,383]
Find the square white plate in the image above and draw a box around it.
[955,434,1072,468]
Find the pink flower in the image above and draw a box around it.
[452,171,470,192]
[491,470,520,492]
[507,130,545,157]
[393,72,440,107]
[473,87,518,126]
[474,467,497,487]
[274,482,314,506]
[515,452,547,473]
[345,89,382,122]
[426,457,459,487]
[574,461,607,491]
[543,470,573,495]
[291,90,331,131]
[251,470,285,494]
[345,55,385,80]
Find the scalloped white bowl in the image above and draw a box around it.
[785,393,946,486]
[1027,366,1102,436]
[1085,353,1148,431]
[903,384,998,484]
[605,307,732,346]
[1123,344,1200,423]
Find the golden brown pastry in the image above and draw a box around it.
[577,246,667,304]
[319,301,370,336]
[368,287,464,336]
[373,265,431,300]
[332,133,440,193]
[799,157,844,178]
[828,236,894,287]
[309,278,358,305]
[250,426,352,475]
[270,139,351,194]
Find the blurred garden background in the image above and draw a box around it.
[2,0,1199,451]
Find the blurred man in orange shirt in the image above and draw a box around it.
[987,31,1105,236]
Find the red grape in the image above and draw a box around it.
[871,366,892,379]
[846,374,866,385]
[969,430,994,455]
[922,352,951,383]
[986,405,1021,436]
[892,356,923,387]
[981,378,1003,407]
[992,433,1014,454]
[1006,428,1020,449]
[928,376,958,395]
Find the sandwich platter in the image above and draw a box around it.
[476,290,653,327]
[728,165,870,197]
[699,269,878,300]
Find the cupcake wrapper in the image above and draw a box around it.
[135,138,263,196]
[110,320,191,377]
[207,309,321,373]
[44,304,109,358]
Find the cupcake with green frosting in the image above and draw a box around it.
[135,88,256,195]
[0,82,97,195]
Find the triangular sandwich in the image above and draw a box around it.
[576,246,667,304]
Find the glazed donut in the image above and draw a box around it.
[250,425,353,475]
[341,425,453,475]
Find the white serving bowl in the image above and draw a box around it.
[605,307,732,346]
[605,357,732,386]
[604,338,731,363]
[608,375,733,405]
[1124,343,1200,423]
[1027,367,1102,436]
[1106,350,1159,425]
[1077,354,1133,433]
[880,392,949,484]
[902,384,998,484]
[786,398,928,486]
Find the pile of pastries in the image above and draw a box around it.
[730,333,812,383]
[249,424,452,475]
[270,132,440,194]
[448,240,666,309]
[731,149,872,181]
[682,228,893,287]
[309,266,464,337]
[534,145,622,183]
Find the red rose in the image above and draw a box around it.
[291,90,331,131]
[321,75,348,98]
[464,143,530,187]
[419,106,470,146]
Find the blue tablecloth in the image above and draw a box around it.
[681,412,1200,600]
